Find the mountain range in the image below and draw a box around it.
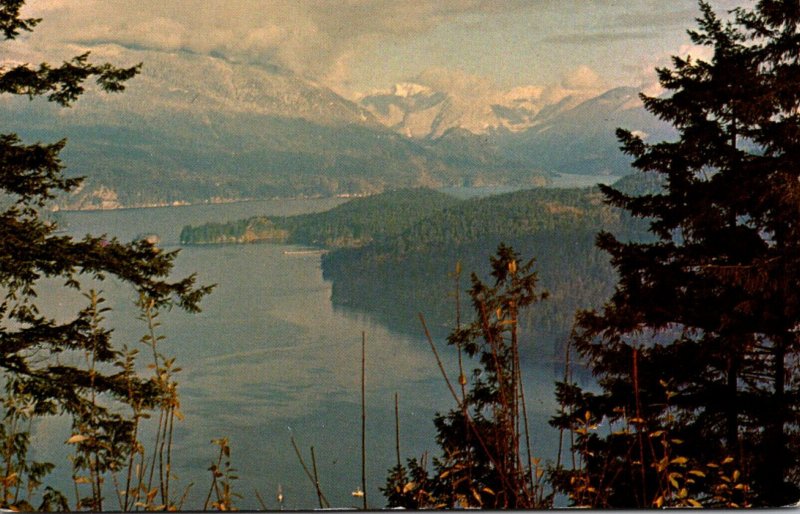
[2,45,672,209]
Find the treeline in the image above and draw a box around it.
[179,217,289,244]
[321,184,652,356]
[182,182,654,355]
[357,186,637,256]
[181,183,653,358]
[179,188,462,246]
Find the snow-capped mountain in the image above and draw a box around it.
[2,46,455,207]
[495,87,672,175]
[66,45,379,127]
[358,81,598,139]
[2,44,670,208]
[359,82,448,137]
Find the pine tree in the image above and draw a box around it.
[551,0,800,507]
[0,1,211,507]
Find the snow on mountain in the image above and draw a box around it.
[3,43,669,207]
[392,82,435,98]
[494,86,671,176]
[358,81,604,139]
[359,83,447,137]
[2,45,471,207]
[48,44,381,129]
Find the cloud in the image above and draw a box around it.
[561,65,603,90]
[19,0,532,91]
[413,67,497,98]
[505,85,545,100]
[610,7,698,30]
[17,0,735,99]
[623,43,716,99]
[544,31,655,45]
[676,43,714,62]
[536,65,606,104]
[20,0,72,14]
[379,65,606,118]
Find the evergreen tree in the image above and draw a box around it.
[552,0,800,507]
[0,1,211,507]
[383,245,549,509]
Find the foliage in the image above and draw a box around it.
[553,0,800,507]
[0,378,58,510]
[0,0,211,509]
[322,185,649,349]
[179,187,462,247]
[204,438,240,511]
[377,187,627,256]
[383,245,550,509]
[183,182,652,350]
[551,353,751,508]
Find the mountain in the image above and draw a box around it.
[4,47,483,208]
[359,82,673,177]
[417,87,674,179]
[5,46,566,209]
[3,44,671,209]
[358,82,586,139]
[494,87,675,175]
[359,83,449,138]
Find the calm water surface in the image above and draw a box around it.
[34,197,564,509]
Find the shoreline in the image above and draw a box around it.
[50,194,337,213]
[51,175,624,214]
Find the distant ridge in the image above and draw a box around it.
[1,45,671,208]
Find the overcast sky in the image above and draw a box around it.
[17,1,746,99]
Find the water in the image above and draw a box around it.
[547,172,624,188]
[440,173,625,199]
[32,198,565,510]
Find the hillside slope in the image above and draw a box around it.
[179,188,463,247]
[4,45,671,208]
[321,185,650,346]
[5,48,526,208]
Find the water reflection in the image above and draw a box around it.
[34,200,571,509]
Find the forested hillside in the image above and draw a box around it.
[181,184,651,351]
[179,188,463,246]
[321,186,650,350]
[357,187,626,255]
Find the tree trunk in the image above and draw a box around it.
[725,351,739,458]
[762,336,787,506]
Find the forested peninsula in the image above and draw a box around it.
[180,180,654,344]
[179,188,462,247]
[179,182,650,250]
